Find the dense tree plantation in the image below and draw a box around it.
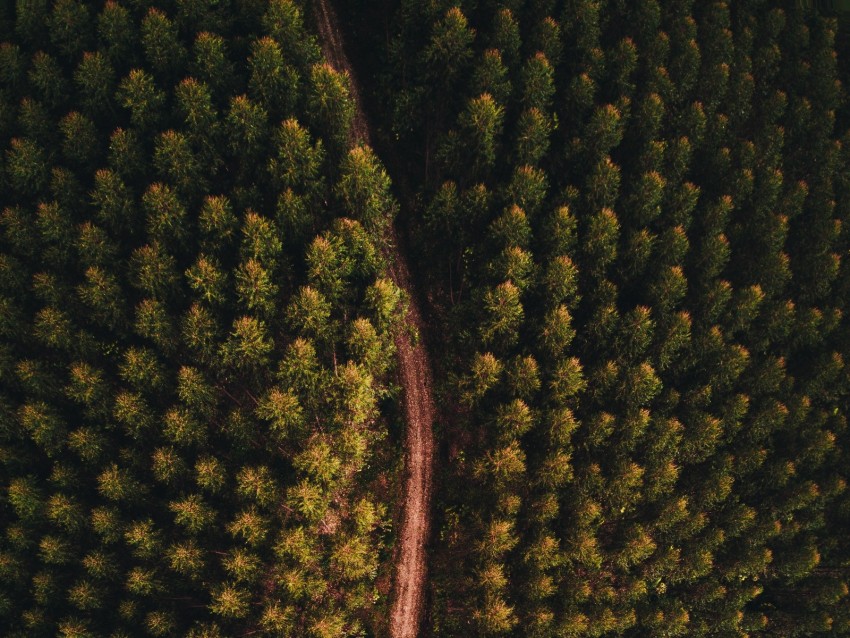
[338,0,850,636]
[0,0,409,636]
[2,0,850,637]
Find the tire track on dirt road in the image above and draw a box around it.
[313,3,436,638]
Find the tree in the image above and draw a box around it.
[286,479,329,523]
[583,207,620,274]
[185,255,226,307]
[77,266,126,330]
[74,51,115,117]
[141,8,185,80]
[515,108,552,166]
[6,137,49,195]
[124,519,163,560]
[130,242,180,300]
[65,361,110,418]
[107,127,145,182]
[34,201,73,269]
[451,93,504,179]
[117,68,165,131]
[18,402,66,457]
[18,98,52,148]
[236,465,280,508]
[0,44,26,96]
[235,258,278,317]
[506,165,548,217]
[195,455,226,494]
[294,437,341,486]
[90,506,122,544]
[91,168,136,236]
[238,211,281,268]
[424,7,475,92]
[143,182,190,250]
[97,0,137,66]
[490,246,534,291]
[256,386,304,445]
[48,0,92,59]
[220,315,274,372]
[287,286,332,342]
[480,281,523,349]
[336,145,395,234]
[490,8,520,70]
[14,0,50,44]
[306,62,354,150]
[227,94,269,163]
[113,390,154,439]
[170,494,215,534]
[175,78,221,169]
[305,235,350,306]
[59,112,99,170]
[163,406,207,447]
[249,36,299,116]
[153,130,205,199]
[521,52,555,113]
[134,298,178,352]
[261,600,295,633]
[471,49,511,106]
[182,303,220,364]
[549,357,586,406]
[152,446,186,484]
[119,346,166,394]
[198,195,237,253]
[97,463,141,502]
[331,534,375,581]
[30,306,72,353]
[262,0,320,70]
[81,550,118,581]
[28,52,68,110]
[223,547,261,583]
[7,476,44,522]
[269,118,324,191]
[178,366,217,417]
[191,31,235,97]
[125,566,161,597]
[488,204,531,250]
[585,104,624,160]
[228,507,269,547]
[364,277,404,333]
[533,16,563,66]
[347,317,392,375]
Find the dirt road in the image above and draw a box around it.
[313,0,371,144]
[313,2,436,638]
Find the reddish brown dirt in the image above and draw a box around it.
[313,3,436,638]
[314,0,371,145]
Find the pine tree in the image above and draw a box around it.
[336,145,394,234]
[117,68,165,131]
[424,7,475,93]
[306,63,355,151]
[28,52,68,110]
[249,36,299,117]
[141,8,186,81]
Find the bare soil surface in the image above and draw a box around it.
[314,0,371,144]
[313,3,436,638]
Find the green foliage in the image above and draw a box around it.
[336,145,395,234]
[0,3,405,634]
[360,0,850,634]
[2,0,849,636]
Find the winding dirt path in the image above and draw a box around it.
[313,2,436,638]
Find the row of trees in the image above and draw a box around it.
[348,0,850,636]
[0,1,406,636]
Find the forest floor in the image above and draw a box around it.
[313,2,436,638]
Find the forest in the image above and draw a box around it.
[1,0,849,637]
